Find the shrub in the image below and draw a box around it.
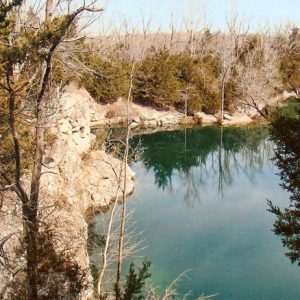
[77,48,227,115]
[0,96,34,182]
[134,48,181,108]
[6,225,88,299]
[105,107,120,119]
[224,79,240,113]
[198,84,220,114]
[176,53,221,115]
[80,53,131,103]
[115,260,151,300]
[185,85,202,115]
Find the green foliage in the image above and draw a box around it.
[51,60,72,86]
[279,97,300,119]
[0,0,23,28]
[6,225,88,299]
[175,54,202,114]
[196,78,220,114]
[0,95,34,184]
[71,45,235,115]
[134,50,222,114]
[115,260,151,300]
[224,78,240,112]
[80,52,131,103]
[184,85,202,115]
[0,9,80,96]
[268,111,300,265]
[176,53,222,114]
[134,48,181,108]
[201,54,223,78]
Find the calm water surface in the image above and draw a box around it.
[124,126,300,299]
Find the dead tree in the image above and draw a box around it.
[115,62,136,299]
[217,13,249,121]
[235,29,281,117]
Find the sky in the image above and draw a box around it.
[96,0,300,33]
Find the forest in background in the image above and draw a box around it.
[73,16,300,117]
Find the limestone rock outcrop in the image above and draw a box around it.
[0,87,135,298]
[41,89,135,291]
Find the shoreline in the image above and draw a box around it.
[89,98,257,129]
[65,84,296,131]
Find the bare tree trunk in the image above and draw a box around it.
[221,64,231,122]
[46,0,57,21]
[8,92,28,201]
[115,63,135,299]
[26,109,44,299]
[184,89,188,117]
[7,81,39,298]
[97,191,119,295]
[23,7,103,298]
[97,164,124,295]
[9,88,38,298]
[169,12,177,51]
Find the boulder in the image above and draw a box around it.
[224,113,233,120]
[195,112,217,124]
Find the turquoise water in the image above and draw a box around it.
[125,126,300,299]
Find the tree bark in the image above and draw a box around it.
[46,0,56,21]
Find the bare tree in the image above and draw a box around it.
[183,1,203,57]
[45,0,58,21]
[169,11,178,51]
[235,29,281,117]
[115,61,136,299]
[145,270,218,300]
[96,145,144,296]
[217,13,249,121]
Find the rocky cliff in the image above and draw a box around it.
[42,88,135,295]
[0,87,135,298]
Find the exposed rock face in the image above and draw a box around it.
[90,98,185,128]
[0,88,135,298]
[41,89,135,295]
[44,90,135,216]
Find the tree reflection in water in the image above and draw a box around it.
[268,112,300,265]
[131,126,272,207]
